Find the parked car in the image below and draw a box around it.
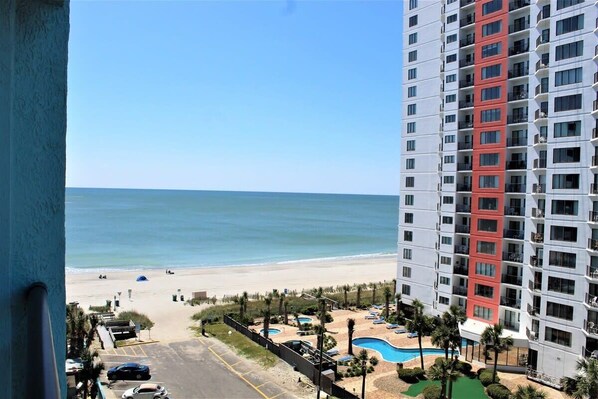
[107,362,151,381]
[121,383,169,399]
[65,358,83,375]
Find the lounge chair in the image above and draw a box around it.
[373,319,385,324]
[386,323,400,329]
[365,314,377,320]
[395,328,407,334]
[407,332,419,338]
[297,330,310,336]
[326,348,340,356]
[338,355,353,362]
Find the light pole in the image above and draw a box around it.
[361,357,367,399]
[316,324,324,399]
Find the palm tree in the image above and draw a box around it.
[262,293,273,339]
[443,305,466,357]
[383,286,392,320]
[512,384,547,399]
[405,299,432,370]
[427,358,451,399]
[480,323,514,384]
[347,318,356,355]
[343,284,350,309]
[357,349,370,399]
[395,293,402,319]
[67,304,88,357]
[242,291,249,315]
[431,324,453,360]
[371,283,377,305]
[317,298,327,350]
[238,296,246,321]
[79,348,104,399]
[392,278,397,295]
[278,293,285,316]
[357,284,363,308]
[566,358,598,399]
[283,299,289,324]
[446,356,462,399]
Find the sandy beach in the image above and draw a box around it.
[66,254,397,342]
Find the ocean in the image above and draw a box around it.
[66,188,399,272]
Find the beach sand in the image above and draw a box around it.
[66,255,397,342]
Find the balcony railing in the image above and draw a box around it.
[500,318,520,331]
[456,204,471,212]
[594,127,598,139]
[535,109,548,120]
[500,296,521,309]
[529,255,543,267]
[535,83,549,95]
[535,60,548,72]
[585,319,598,335]
[453,286,468,296]
[504,229,525,239]
[502,274,523,285]
[531,232,544,243]
[531,208,544,218]
[458,101,474,109]
[594,100,598,112]
[591,183,598,195]
[532,183,546,194]
[593,156,598,167]
[459,79,474,88]
[456,224,471,234]
[509,43,529,56]
[586,293,598,307]
[589,238,598,251]
[527,304,540,316]
[528,279,542,291]
[459,58,475,67]
[509,0,530,11]
[457,162,472,171]
[537,8,551,22]
[587,265,598,279]
[27,283,61,399]
[507,114,528,124]
[506,160,527,170]
[533,133,547,145]
[455,245,470,255]
[590,211,598,223]
[460,36,476,47]
[533,158,547,169]
[458,121,474,129]
[456,184,472,192]
[458,141,473,150]
[460,14,475,27]
[594,71,598,85]
[509,22,529,33]
[508,91,528,101]
[505,206,525,216]
[454,266,469,276]
[536,34,550,47]
[503,251,523,263]
[505,183,526,193]
[509,67,529,78]
[507,137,527,147]
[460,0,475,6]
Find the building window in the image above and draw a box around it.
[408,50,418,62]
[447,14,457,23]
[551,200,578,215]
[442,196,454,204]
[476,262,496,277]
[548,276,575,295]
[482,0,502,15]
[552,174,579,189]
[555,94,582,112]
[446,54,457,63]
[403,266,412,278]
[481,87,501,101]
[402,284,411,295]
[475,284,494,298]
[482,20,502,36]
[480,153,499,166]
[446,94,456,103]
[443,176,455,184]
[409,0,418,9]
[407,122,416,133]
[406,140,416,151]
[550,225,578,242]
[445,115,456,123]
[446,74,456,83]
[403,248,412,259]
[553,147,580,163]
[409,15,418,27]
[408,86,417,97]
[549,250,576,268]
[555,67,583,86]
[480,108,501,122]
[441,236,452,245]
[481,64,501,79]
[481,42,501,58]
[480,130,500,144]
[408,68,417,80]
[408,33,418,45]
[404,195,414,205]
[546,302,574,320]
[556,15,584,35]
[405,176,415,187]
[447,34,457,44]
[478,219,498,232]
[442,216,453,224]
[473,305,493,320]
[478,197,498,210]
[444,155,455,164]
[445,134,455,143]
[545,327,572,347]
[439,296,449,305]
[404,231,413,241]
[407,104,417,115]
[479,175,499,188]
[440,276,451,284]
[440,257,451,266]
[477,241,496,255]
[406,158,415,169]
[557,0,583,9]
[555,41,583,60]
[554,121,581,137]
[404,213,413,223]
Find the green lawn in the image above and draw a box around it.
[402,376,488,399]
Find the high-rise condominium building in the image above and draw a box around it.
[399,0,598,383]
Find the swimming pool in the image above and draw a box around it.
[295,316,313,324]
[260,328,282,336]
[352,337,447,363]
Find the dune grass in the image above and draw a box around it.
[402,375,488,399]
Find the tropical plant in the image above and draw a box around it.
[357,285,362,308]
[431,324,453,360]
[67,303,88,357]
[443,305,466,358]
[480,323,514,384]
[343,284,350,309]
[564,358,598,399]
[238,295,246,321]
[406,299,433,370]
[78,348,104,399]
[263,293,273,339]
[117,311,154,331]
[512,384,547,399]
[242,291,249,315]
[427,358,451,399]
[392,279,397,295]
[371,283,377,305]
[283,299,289,324]
[278,293,285,315]
[383,286,393,319]
[357,349,370,399]
[395,293,402,319]
[347,318,356,355]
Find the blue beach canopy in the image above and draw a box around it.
[136,275,148,282]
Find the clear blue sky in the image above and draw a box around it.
[66,0,403,195]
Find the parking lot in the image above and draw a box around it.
[100,339,300,399]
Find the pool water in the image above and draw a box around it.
[353,337,447,363]
[260,328,281,335]
[295,317,313,324]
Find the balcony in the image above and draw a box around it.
[502,274,523,285]
[500,296,521,309]
[507,137,527,147]
[533,159,547,169]
[505,206,525,216]
[458,121,474,129]
[535,84,549,96]
[594,100,598,112]
[527,304,541,316]
[455,245,470,255]
[456,204,471,212]
[454,266,469,276]
[535,60,548,73]
[509,67,529,78]
[536,34,550,47]
[457,162,472,171]
[586,293,598,308]
[458,141,473,150]
[593,156,598,167]
[460,0,475,6]
[459,80,474,89]
[460,14,475,27]
[507,114,528,124]
[509,43,529,56]
[537,8,550,23]
[529,255,543,267]
[532,183,546,194]
[533,133,547,145]
[504,229,525,240]
[500,318,520,331]
[531,232,544,243]
[459,101,474,109]
[459,58,475,68]
[456,184,472,192]
[503,251,523,263]
[534,109,548,120]
[509,0,530,10]
[594,128,598,140]
[591,183,598,195]
[506,160,527,170]
[460,36,475,48]
[531,208,544,218]
[587,265,598,279]
[453,286,468,296]
[589,238,598,251]
[590,211,598,223]
[456,224,471,234]
[505,183,526,193]
[509,22,529,34]
[508,91,528,102]
[584,319,598,335]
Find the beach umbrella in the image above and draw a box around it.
[136,275,148,282]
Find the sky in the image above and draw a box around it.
[66,0,403,195]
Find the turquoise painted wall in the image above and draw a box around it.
[0,0,69,396]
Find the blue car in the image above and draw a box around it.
[107,363,151,381]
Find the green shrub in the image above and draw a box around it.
[369,357,379,366]
[486,383,511,399]
[397,367,425,383]
[89,305,111,313]
[477,368,487,376]
[455,360,473,374]
[422,385,441,399]
[117,310,154,330]
[479,370,499,387]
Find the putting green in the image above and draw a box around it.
[402,376,488,398]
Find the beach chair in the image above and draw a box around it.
[297,330,310,336]
[386,323,400,329]
[326,348,340,356]
[373,319,385,324]
[365,314,377,320]
[338,355,353,362]
[407,332,419,338]
[394,328,407,334]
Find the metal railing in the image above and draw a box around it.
[500,297,521,309]
[503,251,524,263]
[504,229,525,239]
[530,232,544,243]
[533,133,547,145]
[527,304,540,316]
[535,60,548,72]
[589,238,598,251]
[507,137,527,147]
[529,255,543,267]
[587,265,598,279]
[535,109,548,120]
[27,283,61,399]
[531,208,544,218]
[505,183,526,193]
[455,245,470,255]
[506,160,527,170]
[456,184,472,192]
[508,91,528,101]
[457,162,472,171]
[502,274,523,285]
[505,206,525,216]
[509,42,529,56]
[590,211,598,223]
[509,0,530,10]
[591,183,598,195]
[460,14,475,27]
[507,114,528,124]
[509,67,529,78]
[500,318,520,330]
[458,120,474,129]
[533,159,547,169]
[453,286,468,296]
[458,101,474,110]
[532,183,546,194]
[460,36,475,47]
[459,79,474,88]
[509,22,529,33]
[456,204,471,212]
[453,266,469,276]
[459,58,475,67]
[537,8,551,22]
[458,141,473,150]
